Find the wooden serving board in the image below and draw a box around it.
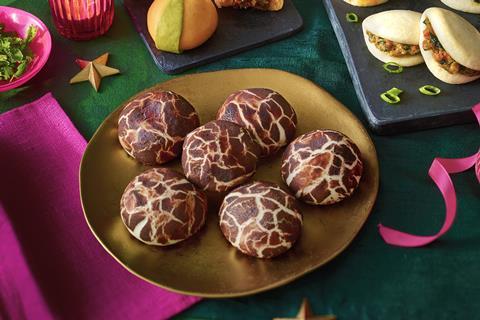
[124,0,303,74]
[322,0,480,134]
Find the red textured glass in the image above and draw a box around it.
[48,0,114,40]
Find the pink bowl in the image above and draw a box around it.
[0,6,52,92]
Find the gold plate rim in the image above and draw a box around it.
[80,68,379,298]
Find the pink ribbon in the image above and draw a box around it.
[378,103,480,247]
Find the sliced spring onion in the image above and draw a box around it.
[419,85,441,96]
[386,87,403,96]
[383,62,403,74]
[380,87,403,104]
[346,13,359,23]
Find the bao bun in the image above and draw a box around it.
[343,0,388,6]
[362,10,423,66]
[420,7,480,84]
[441,0,480,14]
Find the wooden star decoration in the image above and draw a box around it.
[273,299,337,320]
[69,53,120,92]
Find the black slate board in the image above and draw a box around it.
[124,0,303,74]
[322,0,480,134]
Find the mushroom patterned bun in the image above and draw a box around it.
[219,181,302,259]
[120,168,207,246]
[182,120,260,193]
[216,88,297,158]
[118,89,200,165]
[281,130,363,205]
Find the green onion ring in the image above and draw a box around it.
[419,85,441,96]
[383,62,403,74]
[346,13,359,23]
[380,87,403,104]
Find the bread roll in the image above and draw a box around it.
[343,0,388,7]
[147,0,218,53]
[362,10,423,66]
[441,0,480,14]
[420,7,480,84]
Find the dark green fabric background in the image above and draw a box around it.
[1,1,479,319]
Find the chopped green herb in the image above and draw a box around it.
[380,87,403,104]
[383,62,403,74]
[24,25,38,46]
[346,13,359,23]
[0,23,38,81]
[419,85,441,96]
[430,34,442,49]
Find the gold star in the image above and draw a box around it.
[69,53,120,92]
[273,299,337,320]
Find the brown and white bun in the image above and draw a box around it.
[182,120,260,193]
[120,168,207,246]
[420,7,480,84]
[216,88,297,158]
[214,0,284,11]
[281,130,363,206]
[343,0,388,7]
[441,0,480,14]
[219,181,302,258]
[118,89,200,165]
[147,0,218,51]
[362,10,423,67]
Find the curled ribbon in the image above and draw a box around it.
[378,103,480,247]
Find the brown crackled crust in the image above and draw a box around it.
[216,88,297,158]
[182,120,260,193]
[219,181,302,258]
[118,89,200,165]
[281,130,363,205]
[120,168,207,246]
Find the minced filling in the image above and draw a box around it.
[422,18,480,77]
[367,31,420,57]
[228,0,271,9]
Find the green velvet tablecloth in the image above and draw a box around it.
[1,1,479,319]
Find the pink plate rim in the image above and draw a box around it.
[0,6,52,92]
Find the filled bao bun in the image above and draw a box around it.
[343,0,388,7]
[420,8,480,84]
[441,0,480,14]
[362,10,423,66]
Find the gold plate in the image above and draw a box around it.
[80,69,379,298]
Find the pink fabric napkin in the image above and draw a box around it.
[0,93,200,320]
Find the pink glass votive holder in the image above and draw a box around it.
[48,0,114,41]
